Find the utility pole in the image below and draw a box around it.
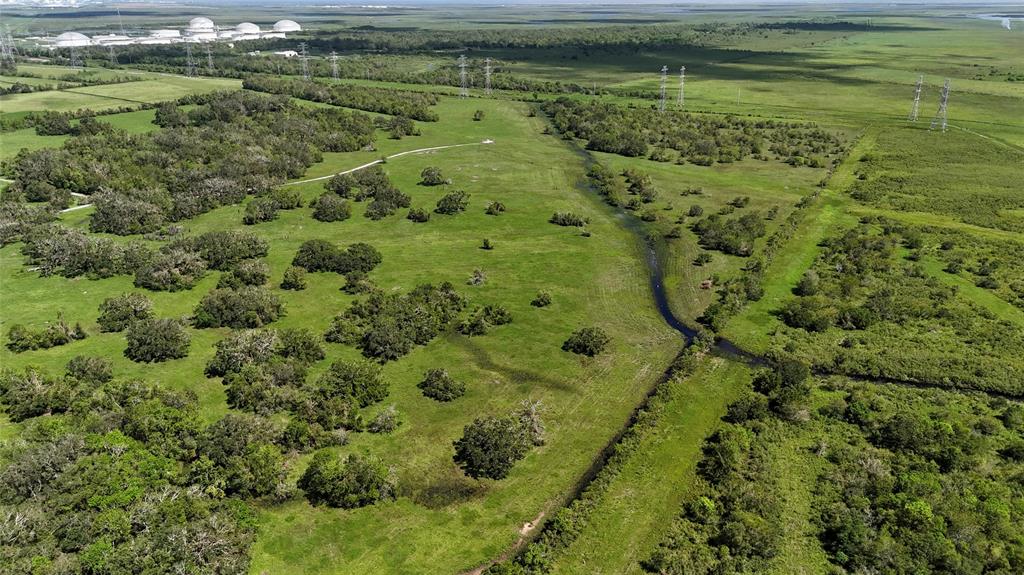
[929,78,950,133]
[908,74,923,122]
[458,54,468,98]
[330,51,339,80]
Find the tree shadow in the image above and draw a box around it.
[405,472,489,509]
[447,333,575,392]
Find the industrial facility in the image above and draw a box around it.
[46,18,301,48]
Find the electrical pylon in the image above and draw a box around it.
[908,74,923,122]
[484,57,492,95]
[676,65,685,108]
[299,42,310,80]
[184,43,196,77]
[929,78,950,132]
[658,65,668,113]
[330,51,339,79]
[458,55,468,98]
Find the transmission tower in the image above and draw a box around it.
[929,78,950,132]
[458,54,468,98]
[299,42,310,80]
[330,51,339,80]
[0,33,15,70]
[69,45,83,69]
[658,65,668,113]
[484,57,492,96]
[107,45,117,66]
[908,74,923,122]
[676,65,686,108]
[205,44,214,75]
[184,43,196,77]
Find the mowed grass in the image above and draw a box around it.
[0,75,239,116]
[0,96,683,573]
[550,356,750,575]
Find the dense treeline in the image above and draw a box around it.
[242,75,440,121]
[3,91,375,233]
[778,220,1024,396]
[645,371,1024,575]
[16,226,270,298]
[543,98,844,167]
[0,368,262,573]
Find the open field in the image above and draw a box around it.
[1,6,1022,575]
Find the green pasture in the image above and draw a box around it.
[1,95,685,574]
[549,356,749,575]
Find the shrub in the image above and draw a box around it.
[6,316,86,352]
[325,173,357,198]
[65,355,113,383]
[531,291,552,307]
[182,230,269,271]
[473,110,485,121]
[280,265,307,290]
[205,329,280,377]
[368,405,401,434]
[192,287,284,329]
[407,207,431,222]
[481,238,493,250]
[694,252,713,266]
[298,451,395,508]
[419,167,449,186]
[315,359,389,407]
[485,201,506,216]
[89,188,170,236]
[458,305,512,336]
[276,328,325,364]
[435,191,470,215]
[97,293,154,332]
[134,248,207,292]
[418,369,466,402]
[562,326,610,356]
[312,193,352,222]
[292,240,382,275]
[550,212,589,227]
[125,318,190,362]
[688,205,704,217]
[217,259,270,289]
[453,415,531,480]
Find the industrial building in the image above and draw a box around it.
[42,18,301,48]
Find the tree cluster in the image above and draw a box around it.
[325,283,467,362]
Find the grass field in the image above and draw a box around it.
[2,8,1022,574]
[549,356,749,575]
[0,72,239,117]
[1,95,687,573]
